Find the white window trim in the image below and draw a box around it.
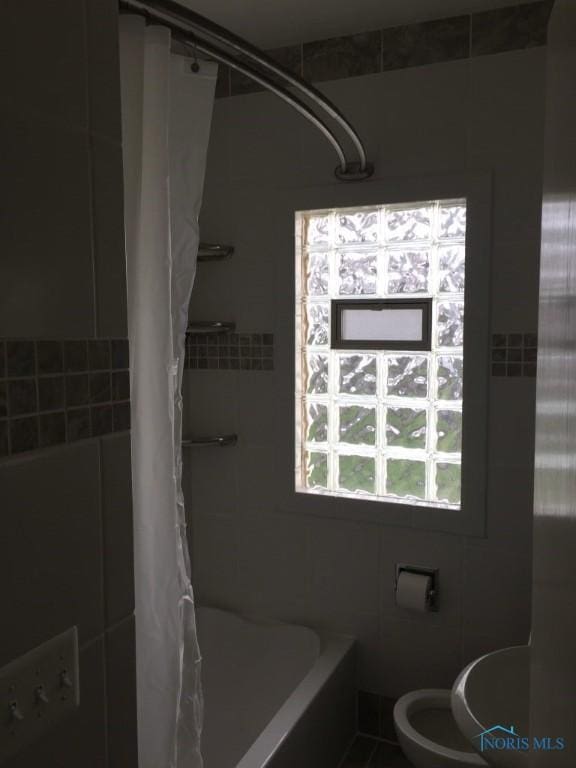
[274,172,491,537]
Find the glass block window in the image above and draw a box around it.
[295,199,466,509]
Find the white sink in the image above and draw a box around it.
[451,646,530,768]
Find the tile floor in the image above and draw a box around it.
[340,736,413,767]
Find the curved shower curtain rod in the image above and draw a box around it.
[118,0,374,181]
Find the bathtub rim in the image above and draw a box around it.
[198,605,356,768]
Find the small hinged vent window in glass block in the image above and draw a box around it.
[295,199,466,509]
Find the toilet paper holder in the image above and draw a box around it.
[395,564,439,611]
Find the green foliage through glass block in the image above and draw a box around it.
[306,452,328,489]
[306,403,328,442]
[436,462,461,504]
[436,410,462,453]
[339,355,377,395]
[338,455,375,494]
[386,459,426,499]
[339,405,376,445]
[386,408,427,448]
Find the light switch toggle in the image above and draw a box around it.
[9,701,24,722]
[34,686,49,705]
[59,670,72,689]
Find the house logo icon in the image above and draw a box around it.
[475,725,522,752]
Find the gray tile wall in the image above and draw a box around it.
[185,30,545,699]
[214,0,553,98]
[0,1,136,766]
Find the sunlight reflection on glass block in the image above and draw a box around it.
[336,209,379,244]
[306,354,329,394]
[338,455,375,494]
[436,409,462,452]
[306,252,329,295]
[387,250,430,293]
[386,458,426,499]
[306,451,328,489]
[437,356,463,400]
[436,462,461,504]
[305,214,331,246]
[306,303,329,345]
[387,356,428,398]
[386,206,432,242]
[439,204,466,239]
[339,355,377,395]
[338,251,377,295]
[437,302,464,347]
[439,246,465,293]
[306,402,328,442]
[386,408,427,448]
[339,405,376,445]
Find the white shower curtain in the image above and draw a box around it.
[119,16,217,768]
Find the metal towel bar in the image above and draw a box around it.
[182,435,238,448]
[187,321,235,334]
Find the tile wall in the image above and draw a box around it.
[186,0,545,705]
[214,0,553,97]
[0,1,137,766]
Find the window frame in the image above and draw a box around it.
[276,172,491,537]
[331,298,433,351]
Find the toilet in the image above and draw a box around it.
[393,689,488,768]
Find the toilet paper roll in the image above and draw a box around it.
[396,570,432,612]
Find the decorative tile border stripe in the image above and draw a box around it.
[214,0,552,98]
[0,339,130,459]
[185,332,274,371]
[491,333,537,377]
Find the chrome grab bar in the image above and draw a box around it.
[182,434,238,448]
[187,321,235,334]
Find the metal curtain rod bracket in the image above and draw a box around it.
[118,0,374,180]
[198,242,234,261]
[187,321,235,334]
[182,434,238,448]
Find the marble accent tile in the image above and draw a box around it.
[471,1,553,56]
[0,420,8,456]
[37,340,64,374]
[39,411,66,448]
[88,339,111,371]
[186,331,274,371]
[7,340,35,377]
[10,416,39,453]
[111,339,129,369]
[230,45,303,96]
[67,407,91,442]
[91,404,113,436]
[66,374,90,408]
[382,16,470,71]
[8,379,37,416]
[39,375,66,411]
[0,334,129,467]
[303,31,381,83]
[491,332,538,377]
[64,339,88,372]
[113,402,131,432]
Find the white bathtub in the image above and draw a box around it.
[197,607,356,768]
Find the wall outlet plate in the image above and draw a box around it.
[0,627,79,763]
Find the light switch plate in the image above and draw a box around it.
[0,627,79,763]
